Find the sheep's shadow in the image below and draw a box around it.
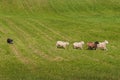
[56,46,66,49]
[86,47,97,50]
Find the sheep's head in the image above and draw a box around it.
[81,41,84,44]
[66,42,69,45]
[94,41,99,44]
[105,40,109,44]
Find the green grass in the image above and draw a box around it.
[0,0,120,80]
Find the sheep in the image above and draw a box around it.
[7,38,13,44]
[97,40,108,50]
[87,41,99,50]
[73,41,84,49]
[56,41,69,49]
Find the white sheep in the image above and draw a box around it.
[73,41,84,49]
[97,40,109,50]
[56,41,69,48]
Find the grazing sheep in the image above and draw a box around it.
[73,41,84,49]
[97,40,108,50]
[7,38,13,44]
[56,41,69,49]
[87,41,99,50]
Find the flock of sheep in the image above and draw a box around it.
[7,38,109,50]
[56,40,109,50]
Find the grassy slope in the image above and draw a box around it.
[0,0,120,80]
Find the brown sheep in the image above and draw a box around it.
[87,41,99,50]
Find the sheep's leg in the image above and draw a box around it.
[73,46,76,49]
[88,46,91,50]
[56,44,59,48]
[87,47,90,50]
[63,45,66,49]
[94,47,97,50]
[80,47,83,50]
[104,47,108,51]
[87,47,92,50]
[90,47,93,50]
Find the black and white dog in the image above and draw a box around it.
[7,38,13,44]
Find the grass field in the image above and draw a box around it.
[0,0,120,80]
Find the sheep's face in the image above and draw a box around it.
[81,41,84,44]
[105,40,109,44]
[66,42,69,45]
[95,41,99,44]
